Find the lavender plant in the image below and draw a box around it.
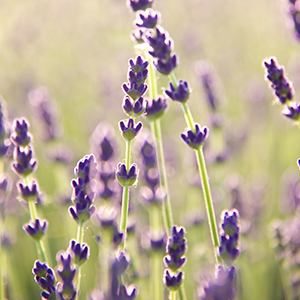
[3,0,300,300]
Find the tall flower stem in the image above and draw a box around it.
[75,221,84,300]
[169,71,221,264]
[119,139,132,250]
[169,290,177,300]
[148,59,174,234]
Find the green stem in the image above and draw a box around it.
[150,120,173,234]
[195,147,221,263]
[148,60,158,100]
[178,285,187,300]
[75,222,84,300]
[169,291,177,300]
[181,102,195,130]
[28,201,38,222]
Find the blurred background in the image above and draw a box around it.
[1,0,300,299]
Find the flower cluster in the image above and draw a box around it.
[69,154,97,224]
[163,226,187,291]
[218,209,240,265]
[263,57,300,123]
[181,124,209,150]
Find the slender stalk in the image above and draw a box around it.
[195,148,221,263]
[150,120,173,234]
[75,221,84,300]
[169,291,177,300]
[119,139,132,250]
[147,59,174,234]
[178,285,186,300]
[170,71,221,263]
[149,205,162,300]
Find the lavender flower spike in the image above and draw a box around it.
[18,179,39,202]
[12,146,37,177]
[68,239,90,266]
[181,124,209,150]
[165,80,190,103]
[123,96,145,118]
[163,269,184,291]
[263,57,294,104]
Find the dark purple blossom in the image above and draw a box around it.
[263,57,294,104]
[18,180,39,202]
[164,226,187,271]
[68,240,89,266]
[74,154,97,190]
[163,269,184,291]
[145,97,168,120]
[165,80,190,103]
[155,54,178,75]
[122,81,148,101]
[128,56,149,85]
[56,252,77,300]
[127,0,153,12]
[144,27,173,60]
[23,218,48,241]
[123,96,145,118]
[218,209,240,264]
[12,146,37,177]
[282,102,300,121]
[181,124,209,150]
[69,199,96,224]
[119,118,143,141]
[135,9,160,29]
[116,163,138,187]
[10,118,32,147]
[32,260,56,299]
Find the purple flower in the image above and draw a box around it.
[118,284,137,300]
[164,226,187,271]
[165,80,190,103]
[199,265,236,300]
[145,97,168,120]
[282,102,300,121]
[287,1,300,40]
[56,252,77,300]
[10,118,32,147]
[263,57,294,104]
[74,154,97,189]
[123,96,145,118]
[127,0,153,12]
[69,200,96,224]
[163,269,184,291]
[135,9,160,29]
[122,81,148,101]
[68,240,89,266]
[218,209,240,264]
[12,146,37,177]
[23,219,48,241]
[116,163,138,187]
[154,54,178,75]
[181,124,209,150]
[119,119,143,141]
[144,27,173,60]
[32,260,56,299]
[128,56,149,85]
[18,180,39,202]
